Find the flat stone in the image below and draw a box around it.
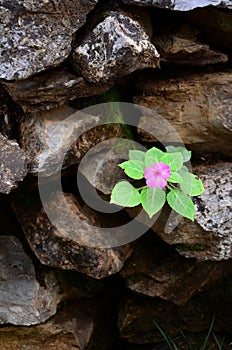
[121,234,232,306]
[119,280,232,344]
[0,0,98,80]
[19,105,122,175]
[13,191,133,279]
[72,11,160,83]
[3,68,114,113]
[122,0,232,10]
[135,71,232,156]
[0,133,27,194]
[0,236,61,325]
[0,300,96,349]
[153,33,228,66]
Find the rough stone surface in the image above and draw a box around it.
[118,279,232,344]
[19,105,122,175]
[121,234,232,306]
[0,300,96,349]
[72,11,160,83]
[122,0,232,10]
[0,236,61,325]
[3,68,114,113]
[0,133,27,194]
[135,71,232,156]
[0,0,98,80]
[13,191,133,279]
[153,33,228,66]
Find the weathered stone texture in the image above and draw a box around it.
[121,234,232,306]
[0,236,61,325]
[13,191,133,279]
[122,0,232,10]
[2,68,114,113]
[72,12,160,83]
[0,133,27,194]
[0,0,98,80]
[19,105,122,175]
[135,71,232,155]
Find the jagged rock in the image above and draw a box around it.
[121,234,232,306]
[0,133,27,194]
[0,236,61,325]
[153,33,228,66]
[13,191,133,279]
[2,68,114,113]
[119,279,232,344]
[0,0,98,80]
[0,300,97,349]
[72,11,160,83]
[135,71,232,156]
[19,105,122,175]
[122,0,232,10]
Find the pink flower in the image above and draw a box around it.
[144,162,171,189]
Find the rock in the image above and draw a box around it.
[71,11,160,83]
[0,236,61,325]
[0,133,27,194]
[166,163,232,261]
[119,278,232,344]
[0,0,98,81]
[121,234,232,305]
[153,33,228,66]
[2,68,114,113]
[135,71,232,156]
[121,0,232,10]
[79,139,135,195]
[12,191,133,279]
[19,105,122,175]
[0,299,97,349]
[128,163,232,261]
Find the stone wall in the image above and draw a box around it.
[0,1,232,349]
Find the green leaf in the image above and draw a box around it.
[178,165,189,175]
[166,146,192,162]
[110,181,141,207]
[119,160,144,179]
[129,150,146,163]
[140,187,166,219]
[168,172,183,183]
[161,152,183,172]
[180,172,205,196]
[145,147,165,167]
[167,189,195,221]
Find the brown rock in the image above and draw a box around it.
[135,71,232,156]
[0,133,27,194]
[12,190,133,279]
[0,300,97,349]
[19,104,122,175]
[121,234,232,306]
[3,68,114,113]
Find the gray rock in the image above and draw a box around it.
[72,11,160,83]
[122,0,232,10]
[2,68,114,113]
[19,105,122,175]
[0,133,27,194]
[0,236,61,325]
[0,0,98,80]
[135,71,232,156]
[13,191,133,279]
